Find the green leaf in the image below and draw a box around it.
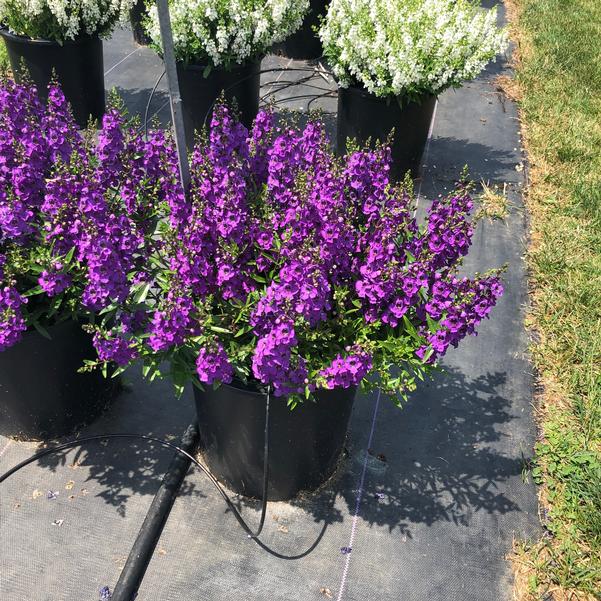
[112,365,127,378]
[48,295,64,318]
[63,245,76,265]
[98,304,118,316]
[402,315,420,342]
[32,321,52,340]
[133,282,151,304]
[209,325,232,334]
[234,324,252,338]
[23,285,45,298]
[426,314,439,334]
[191,379,205,391]
[421,347,434,364]
[26,263,46,274]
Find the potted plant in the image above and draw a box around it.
[275,0,329,61]
[0,78,173,439]
[0,0,135,127]
[320,0,508,180]
[143,0,309,146]
[130,0,152,46]
[90,105,505,500]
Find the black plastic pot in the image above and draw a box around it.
[0,321,117,440]
[337,85,437,180]
[0,29,105,128]
[176,60,261,149]
[193,382,357,500]
[276,0,329,61]
[130,0,152,46]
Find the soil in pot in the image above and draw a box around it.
[193,382,357,501]
[176,60,261,149]
[337,85,436,181]
[0,29,105,128]
[0,321,118,441]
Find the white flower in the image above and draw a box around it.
[319,0,508,99]
[146,0,309,68]
[0,0,136,41]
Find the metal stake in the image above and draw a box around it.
[155,0,190,196]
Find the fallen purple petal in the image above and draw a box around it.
[99,586,112,600]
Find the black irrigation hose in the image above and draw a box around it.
[199,66,336,128]
[263,92,336,106]
[254,387,270,539]
[143,68,166,139]
[112,422,199,601]
[0,390,324,561]
[140,65,336,135]
[260,79,335,102]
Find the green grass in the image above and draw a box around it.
[508,0,601,598]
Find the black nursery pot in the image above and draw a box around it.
[0,29,105,128]
[130,0,152,46]
[193,382,357,501]
[277,0,329,61]
[176,60,261,149]
[337,85,437,180]
[0,321,116,441]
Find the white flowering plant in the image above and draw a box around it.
[0,0,135,42]
[145,0,309,69]
[320,0,508,101]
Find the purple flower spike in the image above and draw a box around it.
[83,101,503,400]
[196,342,233,385]
[0,78,172,353]
[0,84,503,402]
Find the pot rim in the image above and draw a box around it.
[175,57,263,73]
[217,379,267,397]
[341,82,437,104]
[205,379,358,399]
[0,27,98,47]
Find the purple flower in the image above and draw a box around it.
[99,586,112,601]
[0,79,170,358]
[0,284,27,351]
[252,322,308,396]
[42,97,504,400]
[93,331,137,366]
[320,349,372,389]
[148,294,196,352]
[196,342,233,385]
[39,267,71,297]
